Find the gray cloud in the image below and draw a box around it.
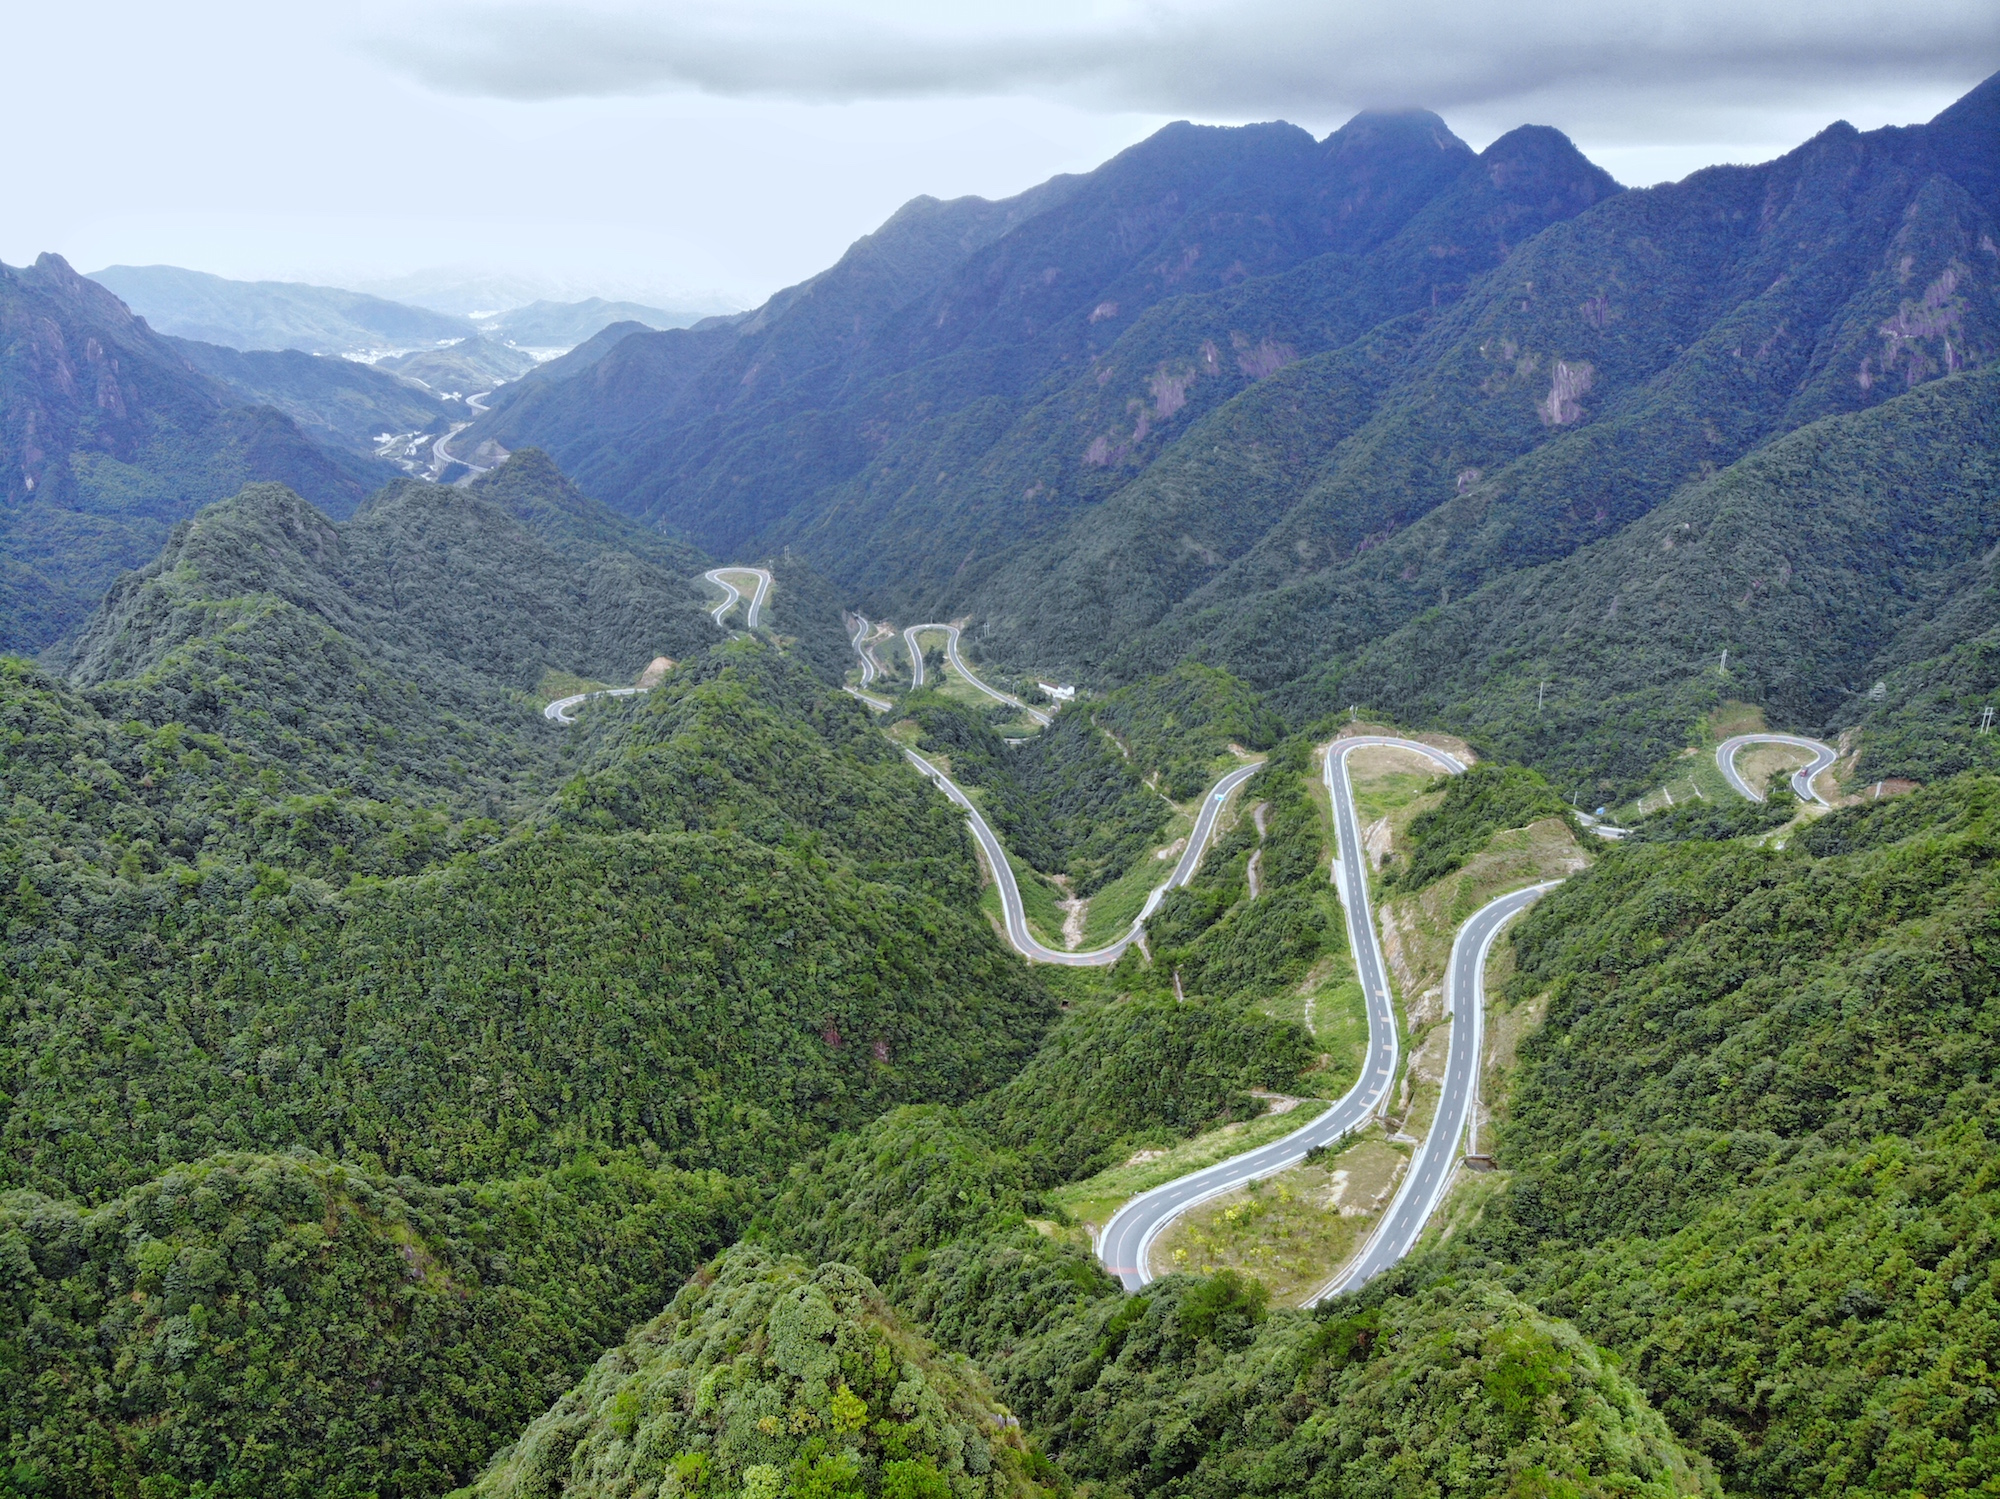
[378,0,1999,131]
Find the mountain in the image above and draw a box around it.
[467,316,748,455]
[460,74,1998,810]
[52,454,721,803]
[88,263,472,355]
[0,253,389,653]
[475,297,701,348]
[1054,77,2000,712]
[372,333,541,392]
[468,109,1511,560]
[1317,364,2000,800]
[462,1243,1050,1499]
[804,118,1621,610]
[0,451,1056,1494]
[12,72,2000,1499]
[168,335,456,456]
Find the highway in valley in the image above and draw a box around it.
[545,567,1844,1299]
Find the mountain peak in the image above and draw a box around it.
[1478,124,1624,202]
[1309,108,1478,254]
[26,251,142,328]
[1323,108,1470,164]
[1921,67,2000,221]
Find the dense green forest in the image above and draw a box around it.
[9,441,2000,1497]
[1382,764,1575,890]
[1,1154,741,1499]
[1146,737,1342,1005]
[754,1109,1713,1499]
[1434,773,2000,1495]
[1309,364,2000,801]
[461,1242,1050,1499]
[1090,664,1285,800]
[0,457,1095,1495]
[901,691,1170,895]
[7,75,2000,1494]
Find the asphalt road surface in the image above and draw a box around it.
[556,584,1569,1300]
[905,748,1260,967]
[1312,880,1557,1301]
[1717,733,1837,805]
[543,686,646,725]
[1093,736,1466,1291]
[848,614,887,687]
[704,567,773,630]
[902,622,1053,727]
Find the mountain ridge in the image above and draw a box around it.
[0,253,391,652]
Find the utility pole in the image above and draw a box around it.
[1981,706,1995,735]
[1537,680,1547,711]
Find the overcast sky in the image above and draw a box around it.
[12,0,1995,310]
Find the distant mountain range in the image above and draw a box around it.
[13,71,2000,803]
[347,266,740,323]
[86,264,720,358]
[0,254,395,651]
[466,71,2000,799]
[1,262,753,653]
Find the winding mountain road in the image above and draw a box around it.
[543,686,645,725]
[1095,736,1470,1290]
[1313,879,1557,1300]
[704,567,773,630]
[1717,733,1837,806]
[906,748,1260,967]
[849,614,887,687]
[546,574,1635,1300]
[903,622,1053,727]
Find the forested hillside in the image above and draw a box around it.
[1445,773,2000,1496]
[0,460,1069,1495]
[1317,365,2000,799]
[1076,81,1999,698]
[0,254,391,652]
[740,775,2000,1499]
[6,64,2000,1499]
[751,1108,1714,1499]
[2,1155,742,1498]
[901,690,1171,894]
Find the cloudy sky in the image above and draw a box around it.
[13,0,1995,311]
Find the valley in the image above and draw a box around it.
[3,65,1998,1499]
